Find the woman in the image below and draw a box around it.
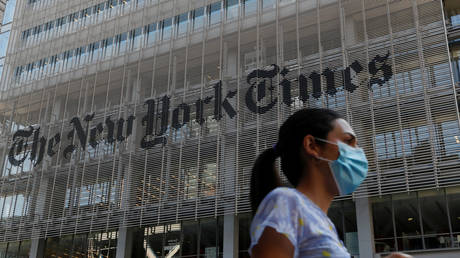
[249,108,410,258]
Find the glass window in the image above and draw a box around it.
[372,196,396,252]
[1,196,12,218]
[447,187,460,245]
[209,2,222,26]
[161,18,172,41]
[103,37,113,58]
[182,221,198,256]
[328,200,359,256]
[117,32,127,54]
[226,0,239,20]
[244,0,257,15]
[184,166,198,200]
[45,231,117,257]
[18,240,30,257]
[432,62,450,87]
[176,12,188,36]
[393,192,423,251]
[6,242,19,257]
[200,218,217,257]
[130,27,143,50]
[0,31,10,57]
[201,163,217,197]
[441,120,460,159]
[262,0,276,9]
[193,7,205,31]
[146,23,157,45]
[96,3,105,14]
[239,213,252,257]
[164,224,181,257]
[419,189,451,249]
[0,243,6,258]
[2,0,16,25]
[144,225,164,257]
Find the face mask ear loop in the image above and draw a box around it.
[313,137,337,162]
[316,155,332,162]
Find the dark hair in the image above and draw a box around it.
[249,108,341,213]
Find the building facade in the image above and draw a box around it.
[0,0,458,257]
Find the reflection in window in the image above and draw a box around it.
[328,200,359,256]
[103,37,113,58]
[2,0,16,25]
[263,0,276,9]
[193,7,205,31]
[238,213,252,257]
[200,218,218,257]
[372,196,396,253]
[209,2,222,26]
[0,240,29,258]
[117,32,127,54]
[441,120,460,159]
[201,163,217,197]
[244,0,257,16]
[176,13,188,36]
[226,0,239,20]
[141,218,223,257]
[65,181,116,208]
[419,190,451,249]
[0,194,27,219]
[146,23,157,45]
[393,192,423,251]
[162,18,172,41]
[0,31,10,57]
[374,125,440,162]
[182,221,198,256]
[45,231,118,257]
[130,27,143,50]
[447,187,460,244]
[183,167,198,200]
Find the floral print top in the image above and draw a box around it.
[249,187,350,258]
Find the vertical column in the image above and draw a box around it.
[356,197,375,258]
[29,239,45,258]
[116,227,134,258]
[223,214,239,258]
[115,70,140,258]
[29,98,62,258]
[222,42,239,258]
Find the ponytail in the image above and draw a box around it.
[250,148,281,213]
[249,108,341,214]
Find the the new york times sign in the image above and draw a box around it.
[8,52,392,167]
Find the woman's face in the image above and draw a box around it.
[317,118,357,161]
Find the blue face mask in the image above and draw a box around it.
[315,138,368,195]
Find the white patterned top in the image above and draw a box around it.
[249,187,351,258]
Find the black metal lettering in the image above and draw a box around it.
[280,67,292,106]
[310,71,322,99]
[298,74,309,102]
[245,64,279,114]
[89,123,104,148]
[172,103,190,130]
[368,51,393,89]
[8,126,34,167]
[323,68,336,96]
[47,133,61,157]
[214,80,237,120]
[343,60,363,93]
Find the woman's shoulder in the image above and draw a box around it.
[257,187,304,210]
[267,187,299,198]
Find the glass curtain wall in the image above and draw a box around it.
[372,188,460,253]
[140,217,223,258]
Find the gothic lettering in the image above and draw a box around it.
[245,64,279,114]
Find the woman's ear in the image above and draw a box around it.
[302,135,321,158]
